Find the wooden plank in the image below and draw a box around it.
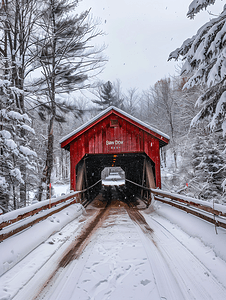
[154,140,161,188]
[81,134,86,157]
[146,160,156,189]
[141,158,146,198]
[76,161,85,191]
[102,120,107,153]
[98,129,102,153]
[122,120,127,152]
[140,130,144,151]
[70,141,76,191]
[127,123,132,151]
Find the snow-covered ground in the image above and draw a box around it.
[102,172,125,186]
[1,197,226,300]
[0,203,84,277]
[51,183,70,197]
[102,179,125,186]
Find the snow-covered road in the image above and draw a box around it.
[1,198,226,300]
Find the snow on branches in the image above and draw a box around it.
[0,92,37,211]
[187,0,216,19]
[169,4,226,132]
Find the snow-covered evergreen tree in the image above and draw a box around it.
[187,0,216,19]
[192,135,226,202]
[0,81,37,212]
[0,0,39,212]
[169,2,226,133]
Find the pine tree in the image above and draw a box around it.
[92,81,124,109]
[192,134,226,202]
[168,2,226,133]
[0,0,39,210]
[0,81,37,212]
[187,0,216,19]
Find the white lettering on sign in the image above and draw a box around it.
[106,140,114,145]
[106,140,123,146]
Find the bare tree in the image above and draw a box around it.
[148,79,178,168]
[123,87,140,116]
[112,79,124,107]
[32,0,104,200]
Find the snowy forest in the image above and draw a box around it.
[1,0,226,214]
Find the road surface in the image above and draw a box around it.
[1,197,226,300]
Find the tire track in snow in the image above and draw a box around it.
[33,199,112,299]
[126,205,185,300]
[36,203,161,300]
[127,206,226,300]
[73,204,159,300]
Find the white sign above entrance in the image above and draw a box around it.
[106,140,123,146]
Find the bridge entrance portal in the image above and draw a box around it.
[60,106,169,201]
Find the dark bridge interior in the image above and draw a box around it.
[76,153,156,203]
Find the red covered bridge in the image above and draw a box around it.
[60,106,169,199]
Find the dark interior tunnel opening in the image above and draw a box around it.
[76,153,156,206]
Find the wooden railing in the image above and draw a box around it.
[126,179,226,230]
[150,188,226,230]
[0,192,78,230]
[0,179,101,242]
[1,180,225,243]
[0,193,79,242]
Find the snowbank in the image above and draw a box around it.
[151,201,226,262]
[0,203,83,276]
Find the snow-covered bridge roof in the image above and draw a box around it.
[60,106,170,148]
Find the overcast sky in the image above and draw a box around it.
[78,0,224,92]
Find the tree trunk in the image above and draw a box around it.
[38,0,57,201]
[0,192,9,214]
[13,184,17,210]
[38,114,55,201]
[61,149,64,180]
[173,149,177,169]
[19,164,26,207]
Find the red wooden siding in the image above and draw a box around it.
[61,108,169,191]
[72,115,150,155]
